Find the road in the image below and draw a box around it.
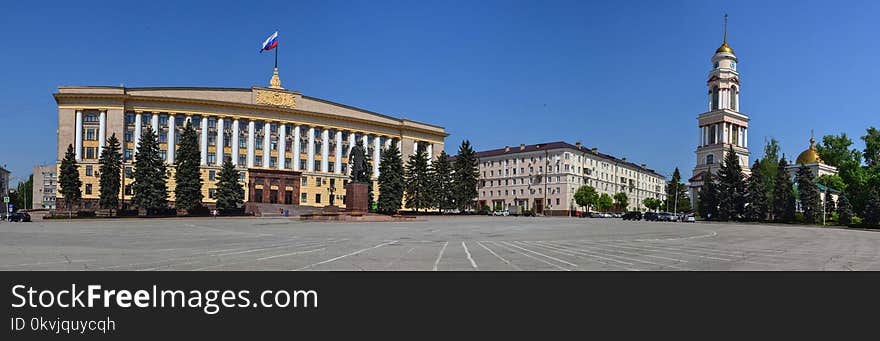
[1,216,879,270]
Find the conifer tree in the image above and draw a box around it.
[864,189,880,227]
[796,165,821,224]
[773,156,796,223]
[665,167,691,213]
[174,121,203,211]
[698,168,718,220]
[58,144,82,211]
[837,193,853,226]
[744,160,768,221]
[376,143,405,214]
[131,129,168,214]
[452,140,479,211]
[215,157,243,210]
[430,151,454,212]
[404,148,431,212]
[98,134,122,211]
[824,191,836,217]
[717,146,746,221]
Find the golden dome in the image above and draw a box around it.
[796,137,823,165]
[715,42,734,54]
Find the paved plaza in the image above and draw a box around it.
[1,216,880,271]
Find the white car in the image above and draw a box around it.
[492,210,510,216]
[685,214,696,223]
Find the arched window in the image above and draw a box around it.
[711,86,720,111]
[730,85,738,110]
[706,154,714,165]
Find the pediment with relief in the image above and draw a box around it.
[254,88,296,109]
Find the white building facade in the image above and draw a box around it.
[476,142,667,216]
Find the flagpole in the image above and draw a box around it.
[275,43,278,69]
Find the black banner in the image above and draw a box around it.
[3,272,878,338]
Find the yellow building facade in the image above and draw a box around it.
[53,71,447,210]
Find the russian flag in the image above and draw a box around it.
[260,31,278,53]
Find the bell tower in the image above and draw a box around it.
[690,15,751,204]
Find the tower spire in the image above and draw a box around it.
[723,14,728,44]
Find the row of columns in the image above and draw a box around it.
[699,122,747,148]
[74,111,435,178]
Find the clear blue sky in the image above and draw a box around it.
[1,0,878,183]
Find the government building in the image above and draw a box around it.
[53,69,447,212]
[475,141,667,216]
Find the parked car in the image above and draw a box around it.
[9,211,31,222]
[622,211,643,221]
[657,212,675,222]
[492,209,510,216]
[522,210,536,217]
[643,212,658,221]
[684,214,696,223]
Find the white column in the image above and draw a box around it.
[98,110,106,156]
[396,139,401,153]
[413,141,419,156]
[200,115,208,165]
[134,112,142,155]
[74,110,83,160]
[277,123,286,170]
[426,142,432,159]
[744,128,748,148]
[373,135,381,177]
[216,117,224,166]
[231,119,239,166]
[362,135,368,152]
[321,129,329,172]
[262,122,271,168]
[247,120,255,168]
[335,131,343,174]
[384,137,392,151]
[293,125,301,171]
[347,132,356,157]
[307,127,315,172]
[167,114,175,163]
[151,113,159,133]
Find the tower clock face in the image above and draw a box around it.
[713,62,719,69]
[731,62,736,70]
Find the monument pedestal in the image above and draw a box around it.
[344,182,369,213]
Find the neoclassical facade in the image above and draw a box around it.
[690,18,751,205]
[53,72,447,209]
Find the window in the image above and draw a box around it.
[208,134,216,146]
[328,163,335,173]
[730,85,738,110]
[86,129,96,141]
[315,193,321,204]
[301,177,308,186]
[256,137,263,150]
[85,183,92,195]
[85,165,93,176]
[207,153,216,164]
[159,114,168,126]
[300,159,307,170]
[314,160,320,171]
[125,113,135,124]
[270,157,277,168]
[239,138,247,148]
[159,150,166,160]
[124,130,133,142]
[124,167,132,178]
[301,192,307,203]
[208,188,216,199]
[85,148,95,159]
[238,155,246,166]
[209,171,216,181]
[706,154,714,165]
[711,86,720,110]
[84,114,99,122]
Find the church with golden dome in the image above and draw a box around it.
[786,135,839,180]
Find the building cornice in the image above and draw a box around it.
[53,92,448,140]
